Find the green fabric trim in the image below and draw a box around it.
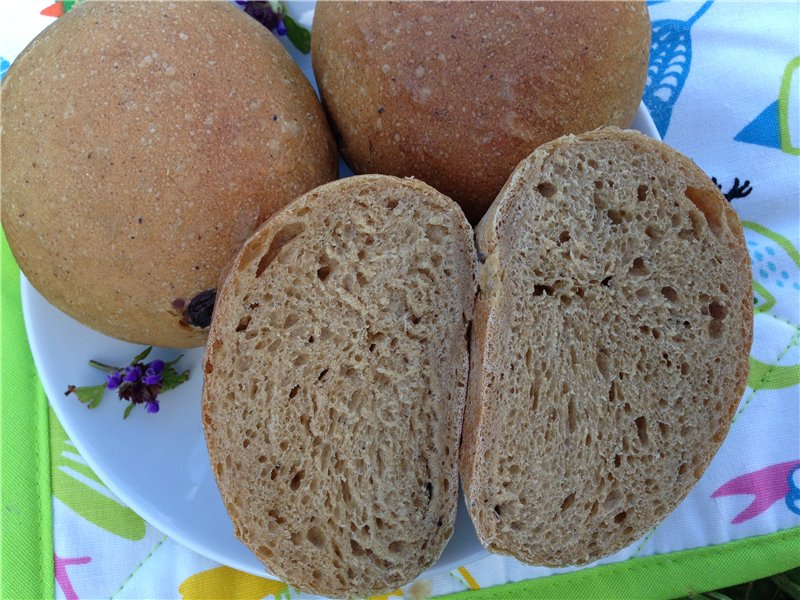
[0,230,54,600]
[439,527,800,600]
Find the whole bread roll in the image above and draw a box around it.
[312,1,650,223]
[2,1,337,348]
[462,128,752,566]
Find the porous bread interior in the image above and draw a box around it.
[203,176,476,598]
[465,132,751,566]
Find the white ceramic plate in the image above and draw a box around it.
[21,2,660,580]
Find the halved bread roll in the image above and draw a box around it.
[461,128,752,566]
[202,175,477,598]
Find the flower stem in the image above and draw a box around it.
[88,360,121,373]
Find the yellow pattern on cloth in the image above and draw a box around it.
[179,567,290,600]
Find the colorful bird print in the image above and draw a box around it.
[712,460,800,524]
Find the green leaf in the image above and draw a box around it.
[164,354,184,369]
[87,360,120,374]
[65,384,106,409]
[123,403,135,419]
[131,346,153,364]
[161,368,190,393]
[283,14,311,54]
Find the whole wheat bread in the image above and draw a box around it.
[202,175,477,598]
[461,128,752,566]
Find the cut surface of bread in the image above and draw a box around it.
[462,128,752,566]
[202,175,477,598]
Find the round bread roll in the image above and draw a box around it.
[2,1,337,348]
[312,1,650,223]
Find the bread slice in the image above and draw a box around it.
[461,128,752,566]
[202,175,477,598]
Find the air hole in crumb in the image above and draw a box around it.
[242,438,250,449]
[235,316,251,332]
[288,385,300,399]
[567,398,577,433]
[637,184,648,202]
[635,287,650,300]
[658,422,669,436]
[561,492,575,512]
[685,187,723,236]
[290,470,304,490]
[317,265,332,281]
[614,511,627,524]
[596,350,609,377]
[645,224,661,241]
[607,209,624,224]
[634,416,648,445]
[661,286,678,302]
[386,197,399,210]
[614,454,622,468]
[533,284,554,296]
[537,181,557,198]
[306,527,324,548]
[588,159,599,169]
[558,230,570,244]
[350,539,364,556]
[601,276,613,287]
[255,223,304,277]
[629,257,648,276]
[709,302,727,319]
[493,504,502,516]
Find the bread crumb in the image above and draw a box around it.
[407,580,432,600]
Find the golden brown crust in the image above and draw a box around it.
[2,1,336,347]
[312,1,650,223]
[462,128,752,565]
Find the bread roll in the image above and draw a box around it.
[312,1,650,223]
[202,175,477,598]
[461,128,752,566]
[2,1,336,347]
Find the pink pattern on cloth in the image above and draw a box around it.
[54,553,92,600]
[712,460,800,524]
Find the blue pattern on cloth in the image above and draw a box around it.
[736,100,784,151]
[643,1,713,138]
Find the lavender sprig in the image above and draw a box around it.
[235,1,311,53]
[65,347,190,419]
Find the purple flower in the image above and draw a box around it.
[123,365,142,383]
[106,371,123,389]
[143,369,162,386]
[149,359,165,374]
[276,19,287,36]
[146,401,160,414]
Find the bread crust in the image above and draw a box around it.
[2,1,337,347]
[203,175,477,598]
[312,1,650,223]
[461,128,753,565]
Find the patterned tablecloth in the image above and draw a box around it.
[2,1,799,599]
